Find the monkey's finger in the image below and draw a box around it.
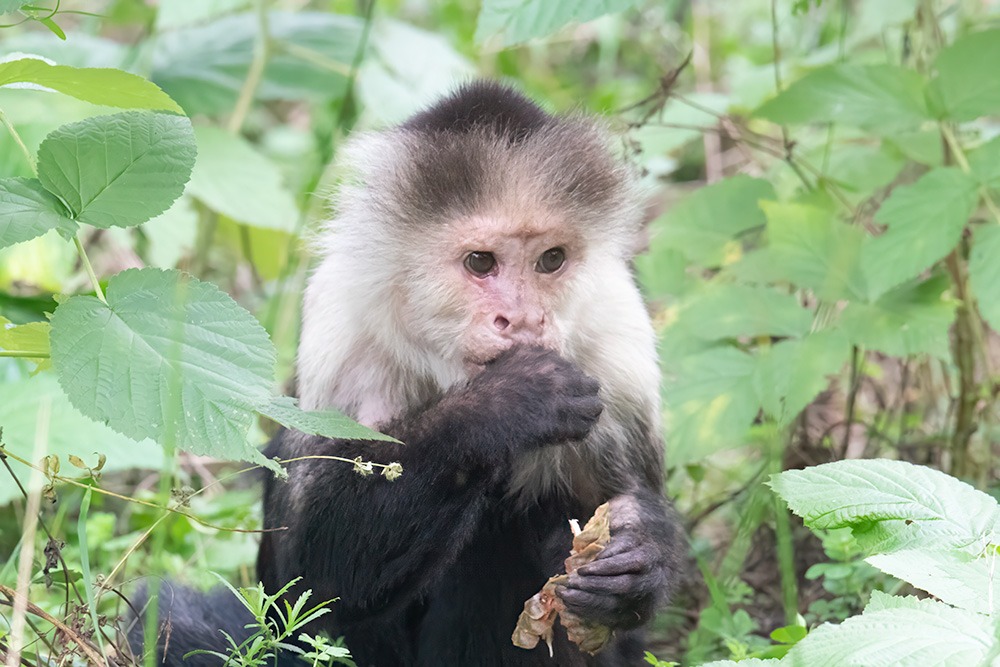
[564,573,646,596]
[576,550,649,576]
[585,534,642,561]
[556,587,620,623]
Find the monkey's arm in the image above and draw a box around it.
[559,487,681,629]
[262,347,602,623]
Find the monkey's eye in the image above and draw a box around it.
[536,247,566,274]
[464,251,496,277]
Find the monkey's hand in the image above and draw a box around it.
[558,493,674,630]
[471,346,603,451]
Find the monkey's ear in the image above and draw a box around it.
[628,192,667,257]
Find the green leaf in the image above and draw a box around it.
[840,273,956,358]
[753,330,851,426]
[665,347,760,466]
[967,135,1000,188]
[0,316,50,369]
[36,112,196,229]
[151,11,363,114]
[770,459,1000,554]
[155,0,252,29]
[864,590,923,613]
[819,143,905,196]
[49,268,280,472]
[37,16,66,41]
[475,0,643,46]
[862,168,978,300]
[0,1,33,12]
[757,201,867,301]
[645,175,775,268]
[0,374,163,505]
[754,64,932,135]
[678,284,812,340]
[929,28,1000,121]
[140,196,198,268]
[786,599,995,667]
[0,177,76,249]
[258,396,397,443]
[0,59,183,113]
[969,224,1000,333]
[770,624,807,645]
[187,127,298,231]
[867,550,1000,615]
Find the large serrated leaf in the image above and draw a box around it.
[929,28,1000,121]
[969,224,1000,333]
[0,58,182,113]
[840,273,956,358]
[36,112,196,229]
[187,127,298,231]
[665,347,760,466]
[757,201,867,301]
[259,396,397,443]
[753,330,851,426]
[867,550,1000,615]
[475,0,642,46]
[645,175,775,268]
[770,459,1000,555]
[753,64,932,135]
[786,599,995,666]
[49,268,279,471]
[862,168,978,300]
[0,177,76,249]
[678,284,812,341]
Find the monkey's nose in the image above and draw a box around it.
[494,310,545,341]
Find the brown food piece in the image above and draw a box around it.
[511,502,613,655]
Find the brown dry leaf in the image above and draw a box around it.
[511,502,613,656]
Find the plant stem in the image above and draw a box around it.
[73,235,106,304]
[0,107,36,174]
[227,0,271,134]
[945,250,978,479]
[0,351,50,358]
[770,431,799,625]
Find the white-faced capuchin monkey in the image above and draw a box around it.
[131,81,681,667]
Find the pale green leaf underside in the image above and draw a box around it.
[867,549,1000,615]
[770,459,1000,555]
[786,601,994,667]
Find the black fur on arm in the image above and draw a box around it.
[259,346,602,624]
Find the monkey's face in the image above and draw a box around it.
[398,209,586,373]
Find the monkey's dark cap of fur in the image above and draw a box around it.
[401,80,552,144]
